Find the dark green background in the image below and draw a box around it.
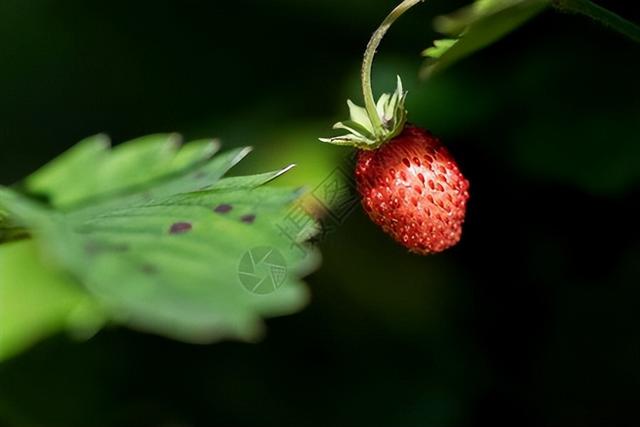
[1,0,639,426]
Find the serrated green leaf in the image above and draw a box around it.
[65,146,255,222]
[0,145,319,345]
[24,134,111,207]
[0,240,105,362]
[421,0,550,78]
[206,165,297,191]
[25,134,220,209]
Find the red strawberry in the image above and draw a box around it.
[354,124,469,254]
[321,0,470,254]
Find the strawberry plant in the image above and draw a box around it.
[320,0,472,254]
[321,0,639,253]
[1,0,638,368]
[1,1,639,426]
[0,135,319,361]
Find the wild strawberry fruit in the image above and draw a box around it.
[355,125,469,254]
[320,0,469,254]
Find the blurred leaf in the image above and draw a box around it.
[421,0,549,78]
[0,240,105,362]
[553,0,640,44]
[25,134,220,209]
[423,39,459,59]
[0,137,320,350]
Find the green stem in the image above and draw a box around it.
[361,0,424,136]
[553,0,640,43]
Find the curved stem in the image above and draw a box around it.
[553,0,640,43]
[361,0,424,136]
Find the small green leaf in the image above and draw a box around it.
[422,0,550,78]
[423,39,459,59]
[0,142,319,345]
[0,240,105,362]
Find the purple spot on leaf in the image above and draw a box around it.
[170,222,192,234]
[214,204,233,214]
[241,214,256,224]
[141,264,158,275]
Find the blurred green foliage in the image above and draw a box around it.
[0,240,103,362]
[422,0,550,77]
[0,0,639,426]
[1,135,320,358]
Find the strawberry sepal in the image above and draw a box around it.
[320,76,408,150]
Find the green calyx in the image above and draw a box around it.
[320,0,424,150]
[319,76,408,150]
